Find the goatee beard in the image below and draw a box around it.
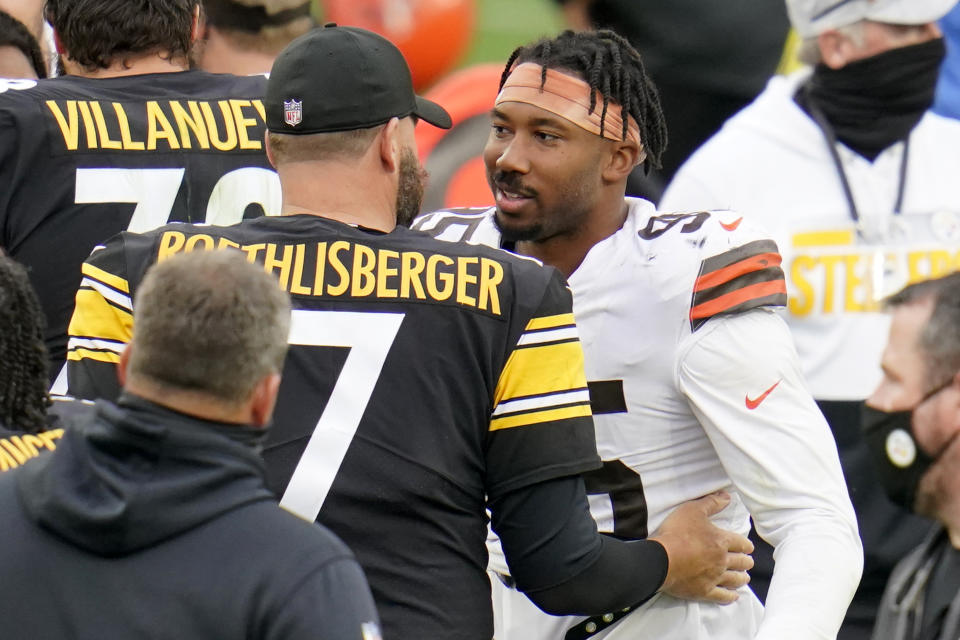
[395,147,428,228]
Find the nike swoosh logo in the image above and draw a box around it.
[720,217,743,232]
[745,380,781,410]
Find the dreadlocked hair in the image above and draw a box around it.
[500,29,668,171]
[0,255,50,434]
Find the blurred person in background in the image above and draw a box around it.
[0,0,53,75]
[553,0,790,201]
[933,3,960,119]
[0,10,45,78]
[662,1,960,637]
[0,0,279,389]
[194,0,315,75]
[863,272,960,640]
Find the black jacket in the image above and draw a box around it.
[0,394,380,639]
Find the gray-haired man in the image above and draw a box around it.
[0,250,381,639]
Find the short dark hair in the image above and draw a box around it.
[500,29,668,171]
[886,271,960,387]
[0,10,47,78]
[0,255,51,434]
[129,250,291,404]
[204,0,313,56]
[267,125,384,164]
[44,0,196,71]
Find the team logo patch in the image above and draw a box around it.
[361,622,382,640]
[283,99,303,127]
[886,429,917,468]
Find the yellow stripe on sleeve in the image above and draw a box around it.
[524,313,575,332]
[68,288,133,345]
[493,339,588,414]
[81,262,130,293]
[490,404,592,431]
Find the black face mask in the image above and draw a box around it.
[862,376,955,510]
[796,38,947,160]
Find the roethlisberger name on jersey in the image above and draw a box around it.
[158,230,505,314]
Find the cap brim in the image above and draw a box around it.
[871,0,957,26]
[414,95,452,129]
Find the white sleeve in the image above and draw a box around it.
[676,308,863,640]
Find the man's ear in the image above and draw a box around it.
[250,373,282,428]
[264,131,277,169]
[817,29,849,69]
[601,140,642,184]
[379,117,401,173]
[117,344,132,387]
[190,4,203,43]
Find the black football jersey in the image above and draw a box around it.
[0,72,278,380]
[66,215,601,640]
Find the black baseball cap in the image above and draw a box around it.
[266,24,452,134]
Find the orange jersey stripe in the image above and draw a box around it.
[689,279,787,320]
[694,252,782,293]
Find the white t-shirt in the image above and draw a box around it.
[662,70,960,400]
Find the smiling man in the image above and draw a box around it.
[415,29,863,640]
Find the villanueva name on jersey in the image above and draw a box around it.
[157,231,506,315]
[45,99,266,153]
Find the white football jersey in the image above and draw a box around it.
[414,198,862,640]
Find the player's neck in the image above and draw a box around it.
[515,199,629,279]
[63,53,189,79]
[196,30,274,75]
[277,163,398,233]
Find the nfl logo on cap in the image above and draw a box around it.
[283,99,303,127]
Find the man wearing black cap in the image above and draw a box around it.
[66,25,754,640]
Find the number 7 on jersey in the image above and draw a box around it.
[279,310,405,522]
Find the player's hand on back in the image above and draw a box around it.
[648,491,754,604]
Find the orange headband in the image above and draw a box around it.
[496,62,645,163]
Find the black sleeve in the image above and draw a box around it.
[490,474,668,616]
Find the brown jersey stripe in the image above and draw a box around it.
[694,252,782,292]
[692,265,786,309]
[699,239,781,275]
[689,279,787,322]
